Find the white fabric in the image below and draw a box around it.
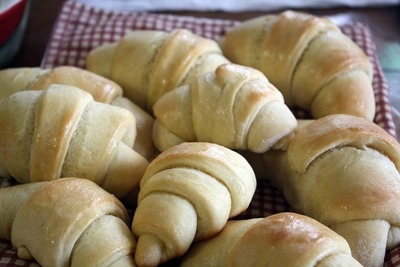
[75,0,400,12]
[0,0,23,14]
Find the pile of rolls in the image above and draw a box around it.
[0,10,398,267]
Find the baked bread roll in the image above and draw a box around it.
[110,96,157,160]
[131,142,256,266]
[220,10,375,120]
[0,66,122,103]
[152,63,297,153]
[181,212,362,267]
[262,114,400,267]
[0,85,148,200]
[0,66,157,160]
[86,29,230,112]
[0,178,136,267]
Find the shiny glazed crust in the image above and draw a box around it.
[220,10,375,120]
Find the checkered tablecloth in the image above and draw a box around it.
[74,0,400,12]
[0,0,399,266]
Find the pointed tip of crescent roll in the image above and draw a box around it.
[134,233,165,267]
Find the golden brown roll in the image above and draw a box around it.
[131,142,256,266]
[152,63,297,153]
[181,212,362,267]
[0,66,157,161]
[220,10,375,120]
[86,29,230,113]
[0,178,136,267]
[0,66,122,103]
[0,85,148,200]
[262,114,400,267]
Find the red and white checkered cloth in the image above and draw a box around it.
[0,0,399,266]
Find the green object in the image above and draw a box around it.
[379,42,400,71]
